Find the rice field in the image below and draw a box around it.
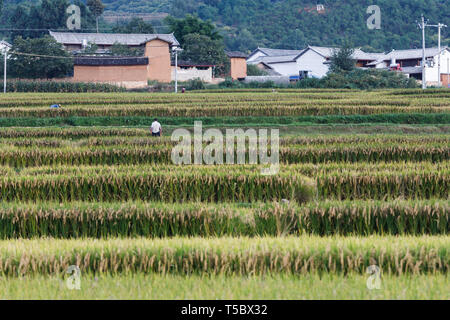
[0,89,448,300]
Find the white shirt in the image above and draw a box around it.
[151,121,162,133]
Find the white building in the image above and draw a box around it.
[247,46,385,79]
[171,61,215,83]
[366,47,450,86]
[247,45,450,86]
[246,47,304,77]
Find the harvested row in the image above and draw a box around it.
[0,105,447,118]
[0,236,447,276]
[7,162,447,176]
[1,90,448,107]
[0,171,316,203]
[0,164,447,201]
[0,200,447,239]
[0,144,448,167]
[0,127,148,139]
[3,134,450,147]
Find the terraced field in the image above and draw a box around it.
[0,89,448,299]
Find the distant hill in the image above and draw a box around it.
[2,0,449,52]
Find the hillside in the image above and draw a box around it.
[2,0,449,52]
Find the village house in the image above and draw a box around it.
[50,31,179,88]
[50,32,247,88]
[366,47,450,86]
[226,51,248,80]
[247,45,450,86]
[247,46,384,79]
[171,60,215,83]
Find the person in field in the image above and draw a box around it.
[151,118,162,137]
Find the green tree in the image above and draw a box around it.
[81,42,99,54]
[247,64,268,76]
[180,33,229,76]
[9,36,73,79]
[87,0,105,33]
[112,18,154,34]
[110,42,143,56]
[165,14,221,46]
[329,44,355,74]
[8,0,95,39]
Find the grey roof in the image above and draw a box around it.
[304,46,385,60]
[49,31,179,46]
[307,46,336,58]
[226,51,247,58]
[258,47,303,56]
[247,47,303,60]
[352,49,385,60]
[401,66,422,74]
[386,47,447,60]
[248,54,299,65]
[367,47,449,65]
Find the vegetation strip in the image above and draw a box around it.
[0,200,446,238]
[0,236,447,276]
[0,113,448,127]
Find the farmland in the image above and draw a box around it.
[0,89,448,300]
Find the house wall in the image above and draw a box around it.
[230,57,247,80]
[171,66,213,82]
[145,39,171,83]
[424,50,450,85]
[266,61,299,76]
[296,49,329,78]
[73,65,148,88]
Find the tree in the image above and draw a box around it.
[110,42,143,56]
[87,0,105,33]
[180,33,229,77]
[165,14,221,46]
[247,64,268,76]
[112,18,154,34]
[329,44,356,74]
[9,36,73,79]
[7,0,95,39]
[81,42,99,54]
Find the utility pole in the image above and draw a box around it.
[419,15,427,89]
[428,22,447,87]
[173,47,183,93]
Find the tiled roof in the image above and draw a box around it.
[248,54,299,65]
[257,47,304,56]
[226,51,247,58]
[49,31,179,46]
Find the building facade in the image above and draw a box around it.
[50,31,179,87]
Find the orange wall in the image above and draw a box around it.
[230,57,247,80]
[145,39,171,83]
[74,65,148,82]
